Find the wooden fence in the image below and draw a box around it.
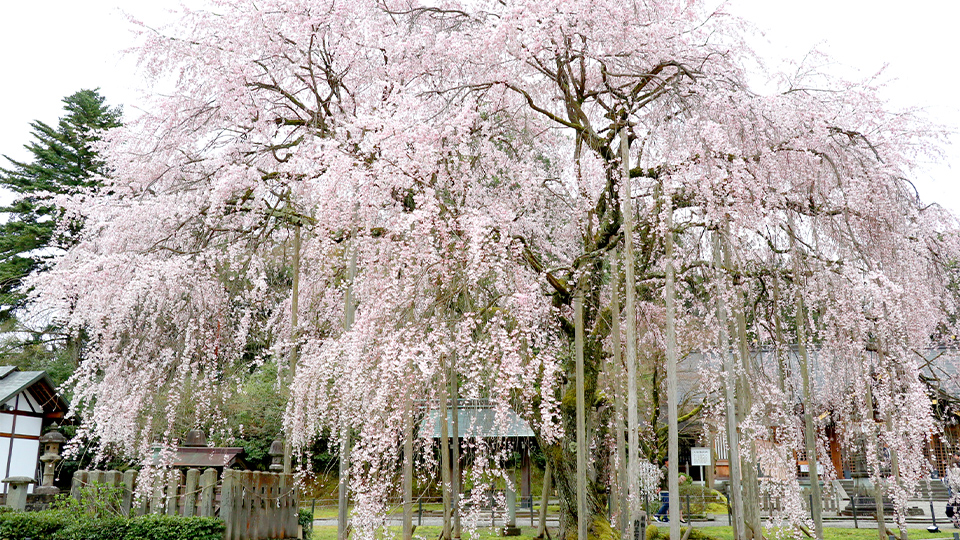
[71,469,299,540]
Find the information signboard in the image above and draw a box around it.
[690,447,711,466]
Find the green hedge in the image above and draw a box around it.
[299,508,313,540]
[121,515,224,540]
[0,510,224,540]
[0,510,72,539]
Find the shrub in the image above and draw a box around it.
[0,509,71,539]
[54,517,128,540]
[123,514,224,540]
[299,508,313,540]
[0,510,223,540]
[52,481,127,521]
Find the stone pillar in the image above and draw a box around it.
[501,478,521,536]
[3,477,35,510]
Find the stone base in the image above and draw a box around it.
[501,526,522,536]
[33,486,60,496]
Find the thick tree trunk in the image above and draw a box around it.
[541,333,614,540]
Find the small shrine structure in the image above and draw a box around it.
[0,366,67,493]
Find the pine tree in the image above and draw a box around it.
[0,89,121,320]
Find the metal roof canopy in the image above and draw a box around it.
[421,402,534,439]
[171,447,246,468]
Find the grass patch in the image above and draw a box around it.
[310,525,543,540]
[704,527,953,540]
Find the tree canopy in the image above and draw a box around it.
[29,1,960,538]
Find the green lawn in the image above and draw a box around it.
[310,525,542,540]
[308,504,561,520]
[703,527,955,540]
[309,524,960,540]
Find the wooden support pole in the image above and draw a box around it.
[441,356,453,540]
[864,382,888,540]
[121,470,136,517]
[575,293,588,540]
[222,469,236,540]
[184,469,199,518]
[284,223,302,475]
[620,127,640,536]
[537,460,553,539]
[339,241,357,540]
[664,188,680,540]
[713,231,745,540]
[724,230,761,540]
[611,248,628,536]
[199,468,216,518]
[403,391,415,540]
[451,361,462,539]
[788,214,824,540]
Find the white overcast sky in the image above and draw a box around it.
[1,1,957,212]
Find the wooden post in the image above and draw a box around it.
[664,187,680,540]
[724,227,761,540]
[184,469,199,518]
[166,470,182,516]
[620,127,640,538]
[122,470,136,517]
[340,240,357,540]
[521,445,531,508]
[575,293,588,540]
[222,469,236,540]
[104,470,120,514]
[150,476,164,515]
[441,358,453,540]
[713,230,746,540]
[284,223,302,475]
[199,468,216,518]
[537,460,553,539]
[611,248,628,536]
[104,470,120,488]
[788,215,824,540]
[70,470,84,501]
[451,362,462,539]
[403,392,415,540]
[864,383,888,540]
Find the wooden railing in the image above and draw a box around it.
[71,469,299,540]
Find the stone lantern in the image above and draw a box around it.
[35,427,67,495]
[268,439,284,472]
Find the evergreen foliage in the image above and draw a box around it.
[0,89,121,319]
[0,510,224,540]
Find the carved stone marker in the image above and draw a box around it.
[2,476,35,510]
